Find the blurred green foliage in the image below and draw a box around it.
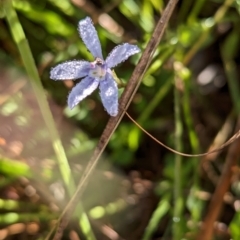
[0,0,240,239]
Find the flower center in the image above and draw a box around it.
[89,58,106,80]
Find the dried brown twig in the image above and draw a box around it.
[197,117,240,240]
[51,0,179,239]
[125,112,240,158]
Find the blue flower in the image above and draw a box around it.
[50,17,140,116]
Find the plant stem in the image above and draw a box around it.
[52,0,179,237]
[173,63,183,240]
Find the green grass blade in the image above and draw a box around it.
[3,1,95,239]
[173,64,184,240]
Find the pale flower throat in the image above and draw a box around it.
[89,57,106,80]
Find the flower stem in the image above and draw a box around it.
[173,63,183,240]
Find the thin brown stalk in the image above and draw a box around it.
[52,0,179,239]
[197,117,240,240]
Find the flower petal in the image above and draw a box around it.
[105,43,140,69]
[78,17,103,59]
[50,61,90,80]
[68,77,99,109]
[99,73,118,116]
